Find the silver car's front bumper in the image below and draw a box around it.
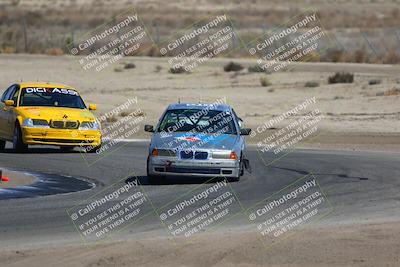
[148,156,240,178]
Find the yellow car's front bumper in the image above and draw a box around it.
[21,127,101,147]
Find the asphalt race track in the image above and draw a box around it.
[0,142,399,248]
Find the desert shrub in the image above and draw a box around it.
[323,49,346,63]
[132,110,146,117]
[260,77,272,87]
[154,65,162,73]
[368,79,381,85]
[169,66,187,74]
[0,46,16,54]
[45,48,64,56]
[248,64,264,73]
[328,72,354,84]
[383,88,400,96]
[305,81,319,87]
[114,67,123,72]
[106,116,118,123]
[124,63,136,69]
[120,111,131,117]
[224,61,244,72]
[353,49,368,63]
[383,50,400,64]
[305,52,321,62]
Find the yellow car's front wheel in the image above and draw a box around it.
[13,124,28,153]
[59,146,75,152]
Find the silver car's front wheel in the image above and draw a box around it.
[147,156,163,184]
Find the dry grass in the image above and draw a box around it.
[1,1,400,64]
[260,77,272,87]
[45,48,64,56]
[384,88,400,96]
[328,72,354,84]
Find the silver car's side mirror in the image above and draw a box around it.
[144,125,154,132]
[240,128,251,135]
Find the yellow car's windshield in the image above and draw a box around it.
[19,87,86,109]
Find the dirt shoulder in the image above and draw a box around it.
[1,55,399,155]
[0,169,37,189]
[0,221,399,267]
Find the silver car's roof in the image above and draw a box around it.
[167,103,232,112]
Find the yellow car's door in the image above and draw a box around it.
[4,86,20,140]
[0,101,6,139]
[0,85,17,140]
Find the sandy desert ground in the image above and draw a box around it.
[0,54,400,266]
[0,222,399,267]
[1,54,399,151]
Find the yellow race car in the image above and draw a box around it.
[0,82,101,153]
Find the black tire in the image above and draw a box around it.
[228,154,243,182]
[0,139,5,151]
[13,123,28,153]
[228,175,240,183]
[86,145,101,153]
[60,146,75,152]
[147,157,162,184]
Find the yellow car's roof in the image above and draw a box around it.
[19,82,75,89]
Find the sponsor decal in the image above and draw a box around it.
[24,87,79,96]
[176,136,201,142]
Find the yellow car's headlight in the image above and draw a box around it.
[22,118,50,128]
[79,121,100,130]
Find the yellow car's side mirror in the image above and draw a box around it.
[88,104,97,111]
[4,100,14,106]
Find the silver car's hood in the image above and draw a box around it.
[152,132,239,150]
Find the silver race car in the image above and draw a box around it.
[145,103,251,182]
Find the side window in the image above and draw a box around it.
[232,109,242,129]
[11,86,20,106]
[1,85,14,102]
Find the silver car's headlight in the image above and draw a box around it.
[22,118,50,128]
[151,148,177,157]
[79,121,100,130]
[212,150,238,160]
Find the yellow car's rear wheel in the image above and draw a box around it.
[87,145,101,153]
[0,140,5,150]
[59,146,75,152]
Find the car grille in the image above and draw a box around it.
[194,151,208,160]
[50,120,79,129]
[180,150,208,160]
[32,138,93,144]
[161,167,220,174]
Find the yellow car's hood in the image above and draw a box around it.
[17,107,96,122]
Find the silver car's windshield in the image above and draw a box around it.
[158,109,237,135]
